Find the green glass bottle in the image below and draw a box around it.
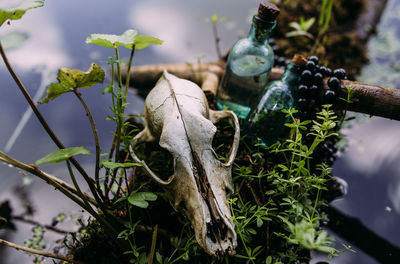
[245,54,306,146]
[216,1,280,119]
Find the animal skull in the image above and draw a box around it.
[129,70,240,256]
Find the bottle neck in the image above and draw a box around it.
[248,15,276,44]
[281,64,301,86]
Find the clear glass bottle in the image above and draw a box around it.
[245,54,306,146]
[216,1,280,119]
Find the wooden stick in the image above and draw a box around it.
[0,237,86,264]
[125,62,400,121]
[334,80,400,121]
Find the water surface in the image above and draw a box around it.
[0,0,399,263]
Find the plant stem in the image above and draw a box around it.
[104,59,117,197]
[73,90,101,191]
[0,41,103,208]
[114,47,123,164]
[66,160,97,215]
[148,225,158,264]
[124,44,136,102]
[0,237,86,264]
[212,21,222,60]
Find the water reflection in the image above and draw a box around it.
[1,0,400,263]
[329,0,400,262]
[128,0,260,63]
[3,6,72,70]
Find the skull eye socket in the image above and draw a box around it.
[178,200,186,211]
[136,141,175,181]
[212,117,236,162]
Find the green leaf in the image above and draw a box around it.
[35,146,91,165]
[127,192,158,208]
[86,29,163,50]
[0,0,45,27]
[134,35,163,50]
[39,63,104,103]
[86,29,137,49]
[101,161,143,169]
[0,31,29,50]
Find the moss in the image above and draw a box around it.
[273,0,368,79]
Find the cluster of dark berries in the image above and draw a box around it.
[295,55,348,169]
[270,38,290,69]
[296,55,347,120]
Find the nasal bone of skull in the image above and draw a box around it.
[160,128,237,255]
[164,153,237,256]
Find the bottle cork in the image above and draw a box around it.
[258,1,280,22]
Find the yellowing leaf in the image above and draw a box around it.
[38,63,104,103]
[38,83,70,104]
[0,0,45,27]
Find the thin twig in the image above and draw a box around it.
[212,21,222,60]
[0,151,96,206]
[11,215,72,235]
[0,237,86,264]
[0,152,120,239]
[124,44,136,102]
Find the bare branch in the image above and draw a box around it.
[0,237,86,264]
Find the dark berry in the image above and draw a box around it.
[309,99,316,108]
[324,90,336,103]
[305,60,316,71]
[272,45,280,54]
[297,98,308,108]
[320,66,332,77]
[327,77,341,91]
[269,38,276,45]
[333,68,347,80]
[298,85,308,96]
[301,70,313,85]
[299,110,308,117]
[310,85,320,96]
[313,72,323,85]
[307,55,319,64]
[319,66,328,76]
[277,57,286,66]
[326,67,332,76]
